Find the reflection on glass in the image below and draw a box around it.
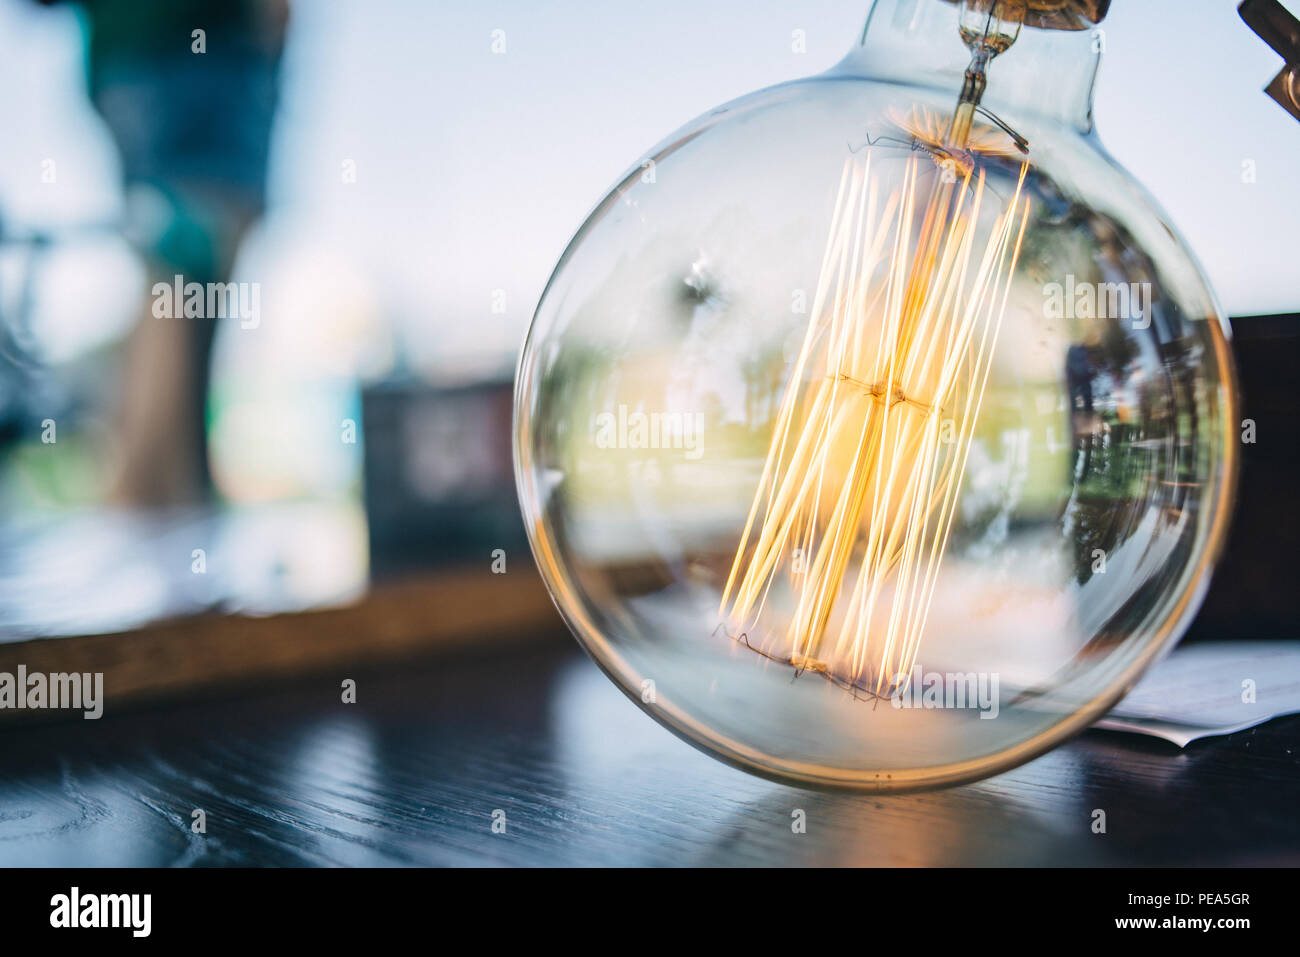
[515,0,1238,791]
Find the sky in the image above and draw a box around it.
[0,0,1295,373]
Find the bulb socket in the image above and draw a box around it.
[944,0,1109,31]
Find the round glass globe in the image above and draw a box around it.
[514,66,1237,791]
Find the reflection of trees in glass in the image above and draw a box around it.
[1016,187,1203,588]
[739,346,786,437]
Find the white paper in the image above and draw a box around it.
[1094,641,1300,746]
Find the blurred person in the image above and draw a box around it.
[38,0,287,504]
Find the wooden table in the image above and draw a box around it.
[1,638,1296,867]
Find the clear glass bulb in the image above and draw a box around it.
[514,0,1238,791]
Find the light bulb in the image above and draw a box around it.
[514,0,1239,791]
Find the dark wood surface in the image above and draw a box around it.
[0,638,1296,867]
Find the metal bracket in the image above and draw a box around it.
[1240,0,1300,122]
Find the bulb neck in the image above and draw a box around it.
[833,0,1104,136]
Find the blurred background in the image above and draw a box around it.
[0,0,1294,689]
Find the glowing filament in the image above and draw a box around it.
[720,149,1031,696]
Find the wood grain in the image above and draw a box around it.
[0,643,1295,866]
